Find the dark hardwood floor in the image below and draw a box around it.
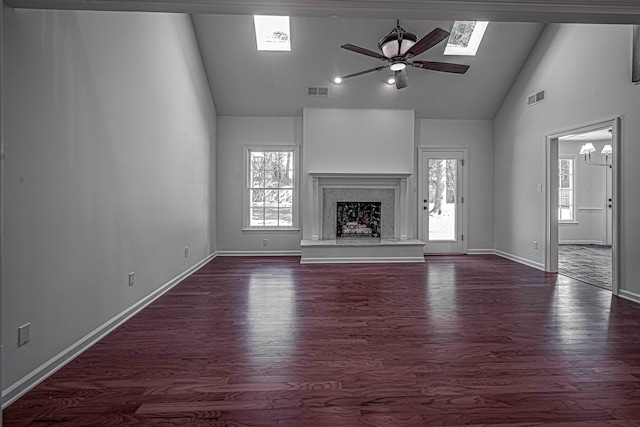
[6,255,640,426]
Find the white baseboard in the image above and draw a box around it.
[216,250,301,257]
[300,256,425,264]
[619,289,640,305]
[494,250,545,271]
[2,252,217,409]
[559,240,604,245]
[467,249,496,255]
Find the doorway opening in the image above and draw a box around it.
[545,118,620,294]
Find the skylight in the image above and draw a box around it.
[254,15,291,51]
[444,21,488,56]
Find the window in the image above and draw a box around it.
[444,21,489,56]
[559,158,575,221]
[253,15,291,51]
[244,146,299,230]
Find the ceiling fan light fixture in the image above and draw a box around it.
[378,25,418,58]
[389,61,406,71]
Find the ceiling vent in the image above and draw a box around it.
[527,90,546,107]
[308,86,329,97]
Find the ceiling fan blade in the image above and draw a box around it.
[341,44,386,60]
[394,69,408,89]
[405,28,450,58]
[342,65,388,79]
[411,61,470,74]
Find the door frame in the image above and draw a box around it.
[417,147,468,254]
[544,117,621,295]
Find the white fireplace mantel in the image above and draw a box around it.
[309,171,412,241]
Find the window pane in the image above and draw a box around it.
[560,175,571,189]
[250,207,265,226]
[428,159,457,241]
[278,151,292,171]
[251,189,265,204]
[559,206,572,221]
[279,208,293,227]
[251,170,264,188]
[265,170,279,188]
[279,189,293,207]
[274,152,284,170]
[264,189,279,208]
[251,152,265,170]
[559,159,572,176]
[279,169,294,188]
[265,152,279,165]
[264,207,279,226]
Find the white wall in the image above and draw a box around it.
[302,108,415,240]
[417,119,495,251]
[2,9,217,402]
[559,140,609,244]
[216,116,302,253]
[494,24,640,285]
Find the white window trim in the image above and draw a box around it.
[559,155,576,223]
[242,145,300,232]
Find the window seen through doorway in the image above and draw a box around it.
[559,158,575,221]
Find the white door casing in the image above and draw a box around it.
[545,117,621,296]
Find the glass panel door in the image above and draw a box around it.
[420,150,465,254]
[428,158,458,241]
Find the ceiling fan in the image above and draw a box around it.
[338,20,470,89]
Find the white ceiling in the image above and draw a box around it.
[192,15,543,118]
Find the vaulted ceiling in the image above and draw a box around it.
[192,15,543,118]
[5,0,639,119]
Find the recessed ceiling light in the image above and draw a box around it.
[333,76,343,84]
[386,75,396,85]
[444,21,489,56]
[254,15,291,51]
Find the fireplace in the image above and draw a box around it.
[301,172,425,263]
[336,202,381,238]
[308,172,411,241]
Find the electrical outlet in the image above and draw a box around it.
[128,272,135,287]
[18,323,31,347]
[263,239,268,247]
[184,247,189,258]
[537,184,542,192]
[533,241,538,250]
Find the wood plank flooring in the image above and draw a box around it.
[6,255,640,426]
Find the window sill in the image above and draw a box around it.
[242,227,300,233]
[559,221,580,225]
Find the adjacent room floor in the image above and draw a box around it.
[559,244,612,290]
[5,255,640,426]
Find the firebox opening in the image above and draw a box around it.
[336,202,381,239]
